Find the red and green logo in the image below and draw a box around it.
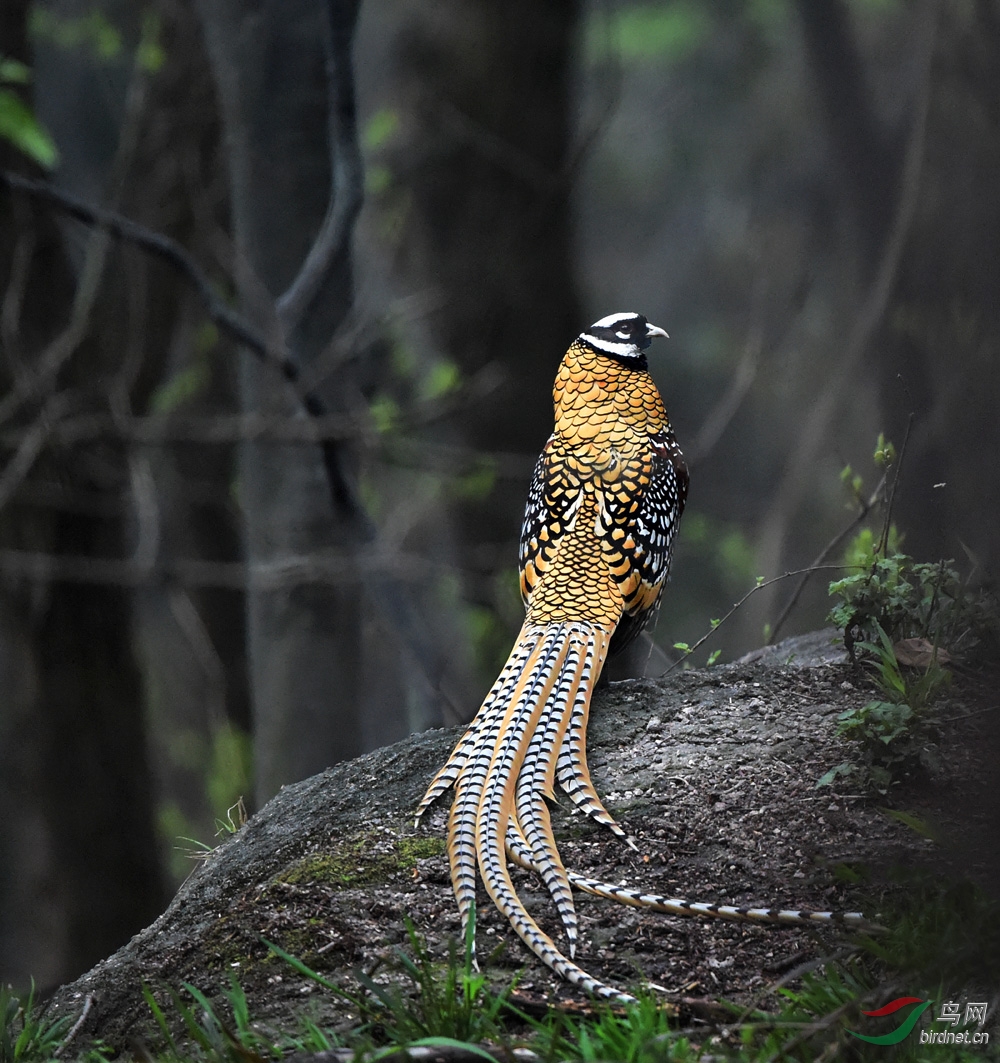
[848,997,933,1045]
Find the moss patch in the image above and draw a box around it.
[277,831,446,890]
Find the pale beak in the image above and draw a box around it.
[646,323,669,340]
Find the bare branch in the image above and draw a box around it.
[0,545,446,591]
[275,0,364,334]
[0,207,34,375]
[52,994,93,1059]
[0,410,363,447]
[0,168,372,529]
[660,565,859,677]
[767,471,889,644]
[0,196,111,431]
[685,317,761,469]
[436,100,567,192]
[0,168,281,371]
[167,588,227,727]
[0,46,455,722]
[0,392,70,513]
[877,411,915,557]
[1,50,159,430]
[125,451,160,574]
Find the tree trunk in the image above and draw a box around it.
[877,3,1000,576]
[796,0,1000,578]
[196,0,367,802]
[0,0,167,986]
[358,0,583,646]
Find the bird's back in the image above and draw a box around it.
[520,337,688,650]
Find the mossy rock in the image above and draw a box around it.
[41,631,998,1053]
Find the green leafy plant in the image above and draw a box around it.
[143,978,277,1063]
[0,982,70,1063]
[141,971,348,1063]
[818,619,950,792]
[353,916,513,1052]
[549,992,695,1063]
[822,507,999,791]
[828,546,995,660]
[22,876,992,1063]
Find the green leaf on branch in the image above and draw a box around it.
[0,57,32,84]
[873,431,896,468]
[0,90,59,168]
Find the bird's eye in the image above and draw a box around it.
[616,323,634,338]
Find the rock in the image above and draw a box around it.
[41,630,999,1052]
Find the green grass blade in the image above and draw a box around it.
[140,983,178,1054]
[262,939,353,1000]
[410,1036,499,1061]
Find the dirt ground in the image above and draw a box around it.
[42,629,1000,1051]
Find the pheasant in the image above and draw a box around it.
[416,312,871,1001]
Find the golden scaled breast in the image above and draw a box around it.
[552,344,668,442]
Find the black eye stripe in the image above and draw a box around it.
[577,313,657,361]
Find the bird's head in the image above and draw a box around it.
[578,312,668,362]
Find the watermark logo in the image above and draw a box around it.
[919,1001,991,1047]
[848,997,932,1045]
[848,996,991,1047]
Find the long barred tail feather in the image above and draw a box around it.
[503,828,881,933]
[415,630,543,826]
[469,627,636,1001]
[569,874,882,931]
[444,633,562,960]
[553,648,633,845]
[474,628,571,940]
[513,630,586,955]
[472,626,634,1002]
[419,621,639,999]
[418,619,879,1003]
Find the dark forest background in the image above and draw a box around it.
[1,0,997,992]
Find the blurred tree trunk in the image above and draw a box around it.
[0,0,166,987]
[196,0,369,801]
[361,0,583,652]
[795,0,896,250]
[797,0,1000,579]
[113,2,251,869]
[880,3,1000,579]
